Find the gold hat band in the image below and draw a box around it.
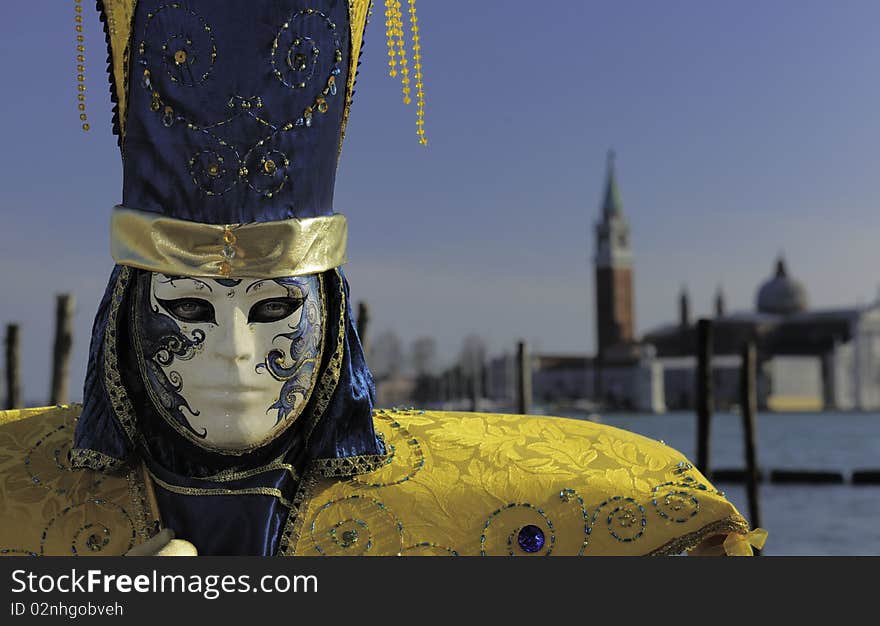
[110,206,347,278]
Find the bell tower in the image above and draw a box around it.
[594,150,634,359]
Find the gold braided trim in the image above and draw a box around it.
[277,467,321,556]
[147,469,293,509]
[111,207,348,279]
[203,459,300,483]
[310,450,391,478]
[68,267,146,471]
[339,0,372,155]
[99,0,138,138]
[126,465,158,542]
[302,269,347,446]
[103,265,149,451]
[645,515,751,557]
[68,447,129,473]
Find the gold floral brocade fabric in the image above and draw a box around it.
[293,409,752,556]
[0,407,753,556]
[0,406,154,556]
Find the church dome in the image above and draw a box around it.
[756,257,808,315]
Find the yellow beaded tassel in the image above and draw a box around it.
[75,0,90,131]
[384,0,426,145]
[408,0,426,146]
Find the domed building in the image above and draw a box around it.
[643,256,880,411]
[756,257,808,315]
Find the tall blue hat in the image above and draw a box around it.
[70,0,426,555]
[112,0,364,276]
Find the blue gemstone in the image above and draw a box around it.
[517,525,545,553]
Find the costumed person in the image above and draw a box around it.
[0,0,765,557]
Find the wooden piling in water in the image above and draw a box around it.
[49,294,75,406]
[4,324,21,410]
[470,366,481,412]
[740,341,762,552]
[356,301,369,359]
[517,340,531,415]
[695,319,713,479]
[451,366,462,402]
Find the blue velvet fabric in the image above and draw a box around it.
[73,266,382,555]
[122,0,351,223]
[150,464,291,557]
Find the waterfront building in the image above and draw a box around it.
[645,257,880,410]
[484,350,665,414]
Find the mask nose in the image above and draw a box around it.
[211,306,254,362]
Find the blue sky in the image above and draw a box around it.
[3,1,880,403]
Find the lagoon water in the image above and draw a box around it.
[553,410,880,556]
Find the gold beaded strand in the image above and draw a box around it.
[384,0,426,145]
[385,0,397,77]
[392,1,411,105]
[75,0,90,131]
[408,0,426,145]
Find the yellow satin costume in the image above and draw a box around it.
[0,406,758,556]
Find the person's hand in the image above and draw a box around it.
[125,528,198,556]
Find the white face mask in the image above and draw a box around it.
[134,272,324,451]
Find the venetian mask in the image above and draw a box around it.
[132,272,324,451]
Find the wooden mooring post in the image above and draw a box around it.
[356,301,369,359]
[451,366,462,401]
[4,324,21,410]
[517,340,531,415]
[49,294,75,406]
[470,367,481,412]
[740,341,762,553]
[695,319,713,479]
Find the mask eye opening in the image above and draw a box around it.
[247,296,305,324]
[156,297,217,325]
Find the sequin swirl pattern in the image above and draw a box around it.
[591,496,647,544]
[41,499,137,556]
[135,3,348,200]
[25,423,105,497]
[308,495,404,555]
[651,478,705,523]
[351,410,425,488]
